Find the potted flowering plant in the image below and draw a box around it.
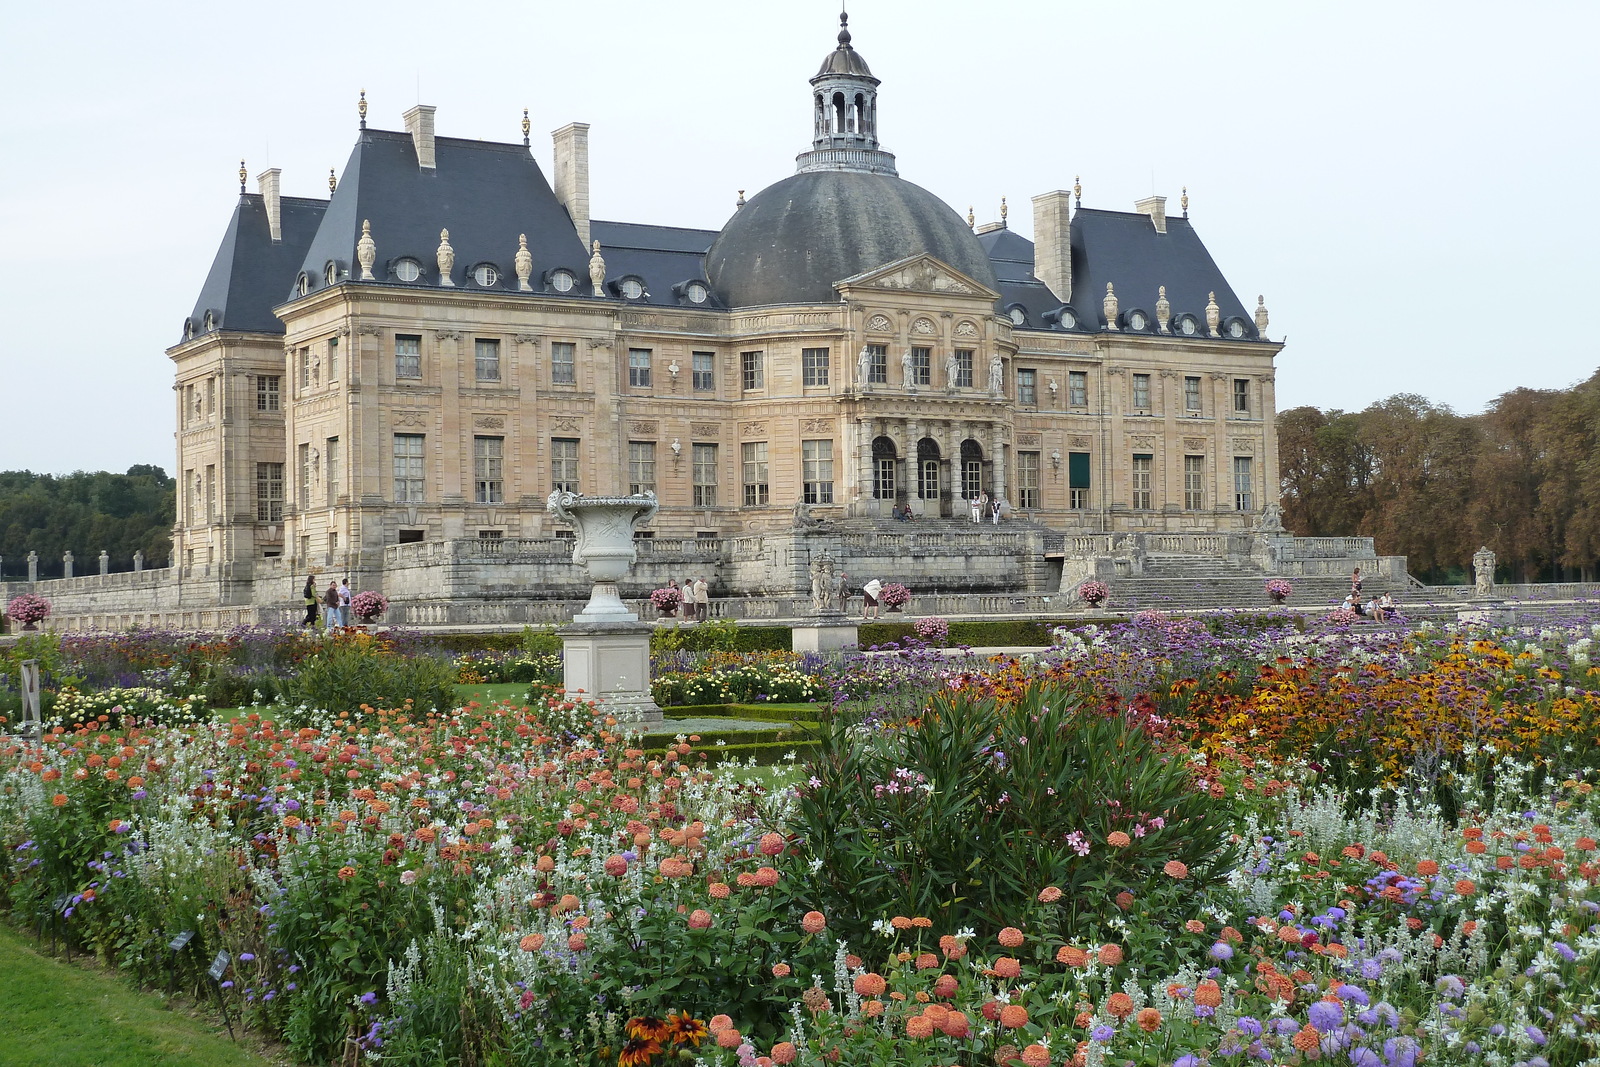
[349,590,389,624]
[650,586,682,617]
[912,616,949,646]
[1265,578,1293,604]
[1077,579,1108,608]
[6,593,51,632]
[878,583,911,611]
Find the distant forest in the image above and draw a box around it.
[1281,368,1600,584]
[0,467,175,580]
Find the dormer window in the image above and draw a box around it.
[549,268,576,293]
[1126,309,1150,332]
[619,276,645,300]
[685,281,708,304]
[295,273,310,297]
[1225,318,1248,339]
[183,318,196,340]
[472,263,500,287]
[323,261,339,286]
[1176,314,1199,337]
[1006,305,1027,327]
[393,258,422,283]
[202,311,215,332]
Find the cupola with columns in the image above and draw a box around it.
[797,11,898,176]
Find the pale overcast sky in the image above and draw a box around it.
[2,0,1596,475]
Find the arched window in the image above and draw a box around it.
[833,92,847,134]
[916,438,941,500]
[872,436,897,500]
[960,440,984,499]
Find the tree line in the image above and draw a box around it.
[0,467,175,580]
[1279,369,1600,584]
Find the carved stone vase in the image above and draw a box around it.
[548,490,659,621]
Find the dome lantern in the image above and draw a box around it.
[797,11,898,177]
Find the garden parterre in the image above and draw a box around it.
[0,616,1597,1065]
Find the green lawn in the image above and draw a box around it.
[0,923,278,1067]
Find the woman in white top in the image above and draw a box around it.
[861,578,883,620]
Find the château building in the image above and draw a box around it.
[163,13,1284,610]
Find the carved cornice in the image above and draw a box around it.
[435,330,462,341]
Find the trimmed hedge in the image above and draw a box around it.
[651,624,792,653]
[660,702,825,722]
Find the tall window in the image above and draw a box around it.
[741,351,764,391]
[327,336,339,380]
[551,341,576,385]
[393,434,425,502]
[184,384,195,426]
[954,349,974,388]
[395,334,422,379]
[205,465,215,523]
[1068,370,1088,406]
[692,351,715,391]
[298,443,312,508]
[919,457,939,499]
[1132,454,1153,510]
[257,375,280,412]
[326,437,340,506]
[299,347,312,391]
[628,441,656,496]
[1185,375,1202,412]
[1017,369,1037,406]
[628,348,652,388]
[867,344,887,384]
[1234,378,1250,413]
[1233,456,1254,511]
[1017,451,1040,508]
[474,436,504,503]
[1184,455,1205,510]
[911,346,931,386]
[206,378,216,415]
[1133,373,1151,411]
[551,438,580,492]
[803,440,834,504]
[1068,452,1091,509]
[184,467,195,523]
[692,443,718,506]
[475,339,501,382]
[872,438,896,500]
[256,462,283,521]
[742,442,769,505]
[802,347,830,387]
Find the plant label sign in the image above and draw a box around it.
[168,930,194,952]
[19,660,41,731]
[207,951,230,982]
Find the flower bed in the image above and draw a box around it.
[5,593,50,627]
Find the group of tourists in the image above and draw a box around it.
[301,576,352,628]
[1342,566,1399,621]
[968,492,1010,524]
[663,577,711,621]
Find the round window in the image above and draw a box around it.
[324,261,338,285]
[1179,316,1198,336]
[1008,306,1027,326]
[1227,319,1247,339]
[1059,309,1077,329]
[296,274,309,297]
[474,264,499,287]
[394,259,422,283]
[686,281,708,304]
[1128,310,1148,331]
[620,277,644,300]
[551,270,575,293]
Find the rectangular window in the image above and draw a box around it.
[628,441,656,496]
[479,529,503,540]
[183,384,194,427]
[873,454,895,500]
[475,338,501,382]
[205,465,215,523]
[1069,370,1088,406]
[741,351,764,391]
[474,435,504,503]
[551,438,580,492]
[551,341,576,385]
[962,455,982,499]
[183,467,195,523]
[393,434,425,502]
[1184,455,1205,510]
[919,458,939,499]
[255,462,284,522]
[257,375,280,412]
[1185,376,1202,411]
[867,343,888,384]
[395,334,422,379]
[326,437,340,506]
[1234,456,1254,511]
[206,378,216,415]
[1017,451,1040,508]
[1133,373,1151,411]
[328,336,339,380]
[692,443,718,506]
[299,347,312,391]
[298,443,311,508]
[692,351,715,391]
[742,441,769,505]
[802,347,831,387]
[628,348,652,388]
[803,440,835,504]
[1018,369,1037,406]
[1132,454,1153,510]
[1068,451,1091,510]
[954,349,974,388]
[911,346,931,386]
[1234,378,1250,413]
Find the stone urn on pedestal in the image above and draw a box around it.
[547,490,665,728]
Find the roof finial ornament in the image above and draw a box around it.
[437,228,456,287]
[838,8,851,46]
[736,189,746,209]
[967,205,975,229]
[328,168,338,194]
[515,233,533,291]
[1000,197,1008,226]
[522,108,531,147]
[356,220,376,280]
[1155,285,1171,334]
[588,239,607,297]
[1074,175,1082,203]
[238,160,247,194]
[1181,186,1189,217]
[1103,283,1119,331]
[1255,294,1270,338]
[358,89,367,130]
[1205,291,1221,337]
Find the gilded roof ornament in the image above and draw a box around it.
[522,108,531,146]
[239,160,247,194]
[1181,186,1189,216]
[1073,175,1081,203]
[967,205,975,229]
[328,168,338,194]
[736,189,746,209]
[1000,197,1008,225]
[358,89,367,129]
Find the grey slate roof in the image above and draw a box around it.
[293,130,589,301]
[976,226,1063,331]
[186,194,326,338]
[589,220,721,308]
[705,170,999,309]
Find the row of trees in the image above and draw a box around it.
[0,467,175,580]
[1278,369,1600,583]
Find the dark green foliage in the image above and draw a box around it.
[0,467,175,578]
[658,702,825,722]
[651,619,791,652]
[642,738,819,765]
[281,645,458,715]
[858,619,1079,647]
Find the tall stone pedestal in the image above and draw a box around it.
[561,619,664,729]
[792,617,859,652]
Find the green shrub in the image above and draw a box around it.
[281,645,458,715]
[662,702,825,722]
[643,739,819,765]
[652,662,827,706]
[202,670,282,710]
[858,619,1068,647]
[650,619,791,653]
[521,624,564,656]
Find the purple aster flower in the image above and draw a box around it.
[1553,942,1577,962]
[1210,941,1235,960]
[1310,1000,1345,1030]
[1091,1025,1115,1042]
[1525,1025,1547,1046]
[1349,1048,1382,1067]
[1336,985,1370,1006]
[1237,1017,1263,1037]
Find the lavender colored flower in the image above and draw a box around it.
[1349,1048,1382,1067]
[1210,941,1235,961]
[1335,984,1370,1006]
[1309,1000,1345,1031]
[1091,1025,1115,1042]
[1553,942,1577,962]
[1525,1026,1547,1046]
[1236,1017,1263,1037]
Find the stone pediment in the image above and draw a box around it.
[835,254,1000,301]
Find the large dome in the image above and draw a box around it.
[706,170,999,308]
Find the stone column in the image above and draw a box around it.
[63,551,74,578]
[27,551,38,582]
[134,551,144,572]
[857,416,873,514]
[99,550,110,575]
[991,424,1007,504]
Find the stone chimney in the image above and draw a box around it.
[256,168,282,243]
[1134,195,1167,234]
[552,122,591,248]
[1031,190,1073,302]
[403,105,437,170]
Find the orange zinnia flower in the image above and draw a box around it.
[993,957,1022,979]
[999,1004,1030,1028]
[854,973,886,996]
[1163,860,1189,879]
[998,926,1025,947]
[51,794,68,807]
[1057,945,1088,967]
[1107,831,1131,847]
[934,974,959,997]
[1021,1044,1052,1067]
[770,1041,797,1064]
[1292,1025,1321,1051]
[1136,1007,1162,1032]
[1106,993,1134,1018]
[1415,859,1440,876]
[1038,885,1064,903]
[801,911,826,934]
[940,1010,970,1038]
[518,933,545,952]
[906,1015,934,1039]
[1098,943,1124,966]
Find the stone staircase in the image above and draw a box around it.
[1105,553,1405,613]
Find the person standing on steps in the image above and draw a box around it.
[302,576,319,628]
[323,581,341,630]
[338,578,352,627]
